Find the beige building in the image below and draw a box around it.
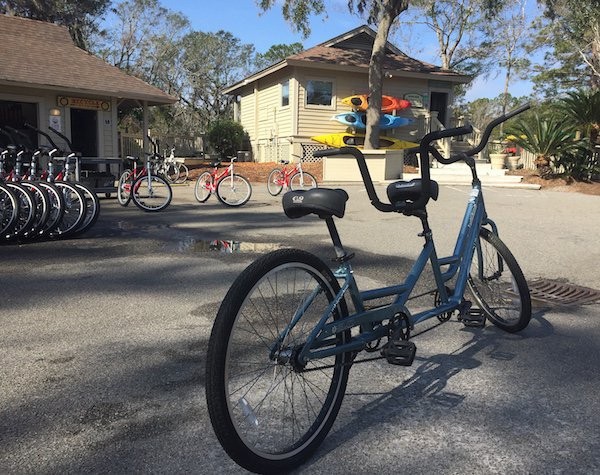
[0,14,176,158]
[224,25,470,163]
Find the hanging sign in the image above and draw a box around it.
[57,96,111,111]
[404,93,425,108]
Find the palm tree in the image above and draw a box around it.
[507,112,578,178]
[558,89,600,145]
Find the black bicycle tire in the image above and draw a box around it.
[175,163,189,183]
[206,249,351,474]
[4,182,35,241]
[216,174,252,207]
[35,181,65,237]
[131,174,172,212]
[49,181,87,239]
[71,182,100,236]
[0,183,19,240]
[266,168,284,196]
[467,227,532,333]
[20,181,50,240]
[289,171,318,191]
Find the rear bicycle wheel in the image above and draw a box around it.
[467,227,531,332]
[164,163,179,183]
[131,174,172,211]
[290,171,317,191]
[194,172,213,202]
[175,163,189,183]
[20,181,50,240]
[216,174,252,207]
[267,168,284,196]
[206,249,351,474]
[117,170,132,206]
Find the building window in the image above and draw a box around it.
[306,79,334,107]
[281,80,289,107]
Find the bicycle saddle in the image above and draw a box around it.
[283,188,349,219]
[386,178,439,207]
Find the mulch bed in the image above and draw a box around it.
[187,161,323,184]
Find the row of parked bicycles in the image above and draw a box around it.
[0,124,100,243]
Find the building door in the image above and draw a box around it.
[430,92,448,127]
[70,108,97,156]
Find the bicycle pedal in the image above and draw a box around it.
[381,340,416,366]
[460,308,486,327]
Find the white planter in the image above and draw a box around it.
[489,153,507,170]
[507,155,520,170]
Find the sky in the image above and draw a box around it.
[160,0,538,103]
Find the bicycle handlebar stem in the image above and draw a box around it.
[314,147,396,212]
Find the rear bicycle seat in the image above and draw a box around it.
[283,188,348,219]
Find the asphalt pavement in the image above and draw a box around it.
[1,182,600,474]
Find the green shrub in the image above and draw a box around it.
[206,120,247,158]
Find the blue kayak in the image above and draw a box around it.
[333,112,414,130]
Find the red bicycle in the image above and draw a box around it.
[194,158,252,207]
[267,159,317,196]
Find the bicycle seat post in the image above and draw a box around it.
[325,217,354,262]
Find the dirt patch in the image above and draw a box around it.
[507,169,600,196]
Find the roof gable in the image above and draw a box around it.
[0,15,176,105]
[224,24,470,94]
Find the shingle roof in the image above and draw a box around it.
[0,15,176,105]
[287,44,464,78]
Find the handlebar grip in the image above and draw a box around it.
[313,147,344,158]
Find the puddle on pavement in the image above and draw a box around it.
[167,238,282,254]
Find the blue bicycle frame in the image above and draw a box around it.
[292,180,498,365]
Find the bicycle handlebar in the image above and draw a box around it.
[313,103,531,215]
[24,123,61,151]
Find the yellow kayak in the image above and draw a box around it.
[312,132,418,150]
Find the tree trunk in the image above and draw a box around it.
[364,0,409,150]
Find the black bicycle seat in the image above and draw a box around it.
[283,188,349,219]
[386,179,439,207]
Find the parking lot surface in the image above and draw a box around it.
[1,183,600,474]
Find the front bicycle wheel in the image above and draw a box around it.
[206,249,351,474]
[216,174,252,207]
[131,175,172,212]
[290,171,318,191]
[0,184,18,240]
[117,170,132,206]
[194,171,212,202]
[266,168,284,196]
[50,182,87,239]
[71,183,100,236]
[467,227,531,332]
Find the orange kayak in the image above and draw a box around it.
[341,94,411,113]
